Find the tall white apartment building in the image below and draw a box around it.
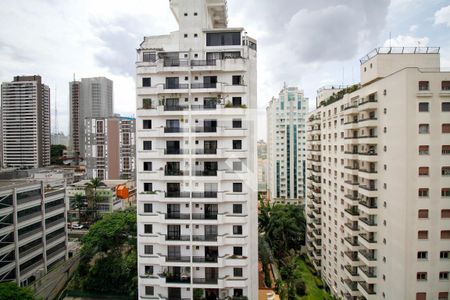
[306,47,450,300]
[69,77,114,159]
[84,116,136,180]
[267,85,309,204]
[1,76,51,168]
[135,0,258,299]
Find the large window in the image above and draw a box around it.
[206,32,241,46]
[143,52,156,62]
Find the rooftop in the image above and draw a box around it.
[360,47,440,64]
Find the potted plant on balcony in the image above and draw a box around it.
[193,288,204,300]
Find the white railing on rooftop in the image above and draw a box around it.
[360,47,440,64]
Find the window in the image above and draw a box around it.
[416,293,426,300]
[442,81,450,90]
[145,286,154,296]
[419,102,429,112]
[443,124,450,133]
[142,78,151,87]
[418,210,429,219]
[144,224,153,234]
[232,161,242,171]
[143,120,152,129]
[233,183,243,193]
[418,167,429,176]
[233,247,243,256]
[233,204,242,214]
[439,292,449,300]
[443,188,450,197]
[418,145,429,155]
[419,124,429,134]
[143,141,152,150]
[96,120,104,133]
[144,265,153,275]
[144,245,153,255]
[232,97,242,107]
[443,145,450,155]
[206,32,241,46]
[440,272,449,280]
[418,81,429,91]
[233,268,243,277]
[232,75,242,85]
[144,183,152,192]
[417,272,427,281]
[234,289,243,297]
[232,119,242,128]
[233,225,243,235]
[442,167,450,176]
[97,145,104,157]
[143,52,156,62]
[441,231,450,239]
[144,203,153,213]
[442,210,450,218]
[418,231,428,240]
[418,188,429,197]
[442,102,450,112]
[233,140,242,150]
[142,98,153,109]
[417,251,428,260]
[441,251,449,259]
[143,162,152,171]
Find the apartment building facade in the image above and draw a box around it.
[306,47,450,300]
[0,179,68,285]
[1,76,51,168]
[84,116,136,180]
[69,77,114,159]
[267,85,309,204]
[135,0,258,299]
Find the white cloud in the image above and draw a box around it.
[383,35,429,47]
[409,24,418,32]
[435,5,450,27]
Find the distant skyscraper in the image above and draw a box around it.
[1,75,50,168]
[69,77,113,159]
[84,116,135,180]
[267,85,309,204]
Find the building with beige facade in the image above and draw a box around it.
[84,116,136,180]
[306,47,450,300]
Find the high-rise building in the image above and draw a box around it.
[1,75,51,168]
[257,140,268,193]
[84,116,135,180]
[135,0,258,299]
[306,47,450,300]
[69,77,113,159]
[267,85,309,205]
[0,179,68,285]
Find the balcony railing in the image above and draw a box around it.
[193,126,217,133]
[164,148,188,155]
[359,233,377,244]
[194,149,217,155]
[166,235,190,241]
[164,170,189,176]
[164,127,187,133]
[192,256,218,263]
[165,213,190,220]
[163,83,190,90]
[193,170,218,176]
[191,192,218,198]
[191,214,218,220]
[192,278,219,284]
[166,256,190,262]
[165,192,191,198]
[164,105,189,111]
[166,276,190,284]
[192,235,218,242]
[344,251,359,262]
[359,217,377,226]
[358,281,376,294]
[359,249,376,261]
[190,59,217,67]
[191,83,217,89]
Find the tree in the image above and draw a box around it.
[0,282,41,300]
[85,178,103,222]
[50,144,66,165]
[73,208,137,298]
[71,193,87,224]
[258,200,271,233]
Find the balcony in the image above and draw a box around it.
[359,217,377,227]
[358,281,376,295]
[193,170,218,177]
[344,251,359,262]
[192,235,218,242]
[164,127,188,133]
[192,278,218,285]
[191,214,218,220]
[165,213,190,220]
[193,126,217,133]
[165,235,190,241]
[165,276,190,284]
[359,249,376,261]
[192,256,218,263]
[164,170,189,177]
[359,266,377,278]
[165,192,191,199]
[164,148,188,155]
[166,256,190,263]
[194,149,217,155]
[344,237,359,247]
[163,105,189,112]
[192,192,218,199]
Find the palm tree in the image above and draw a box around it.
[85,178,103,222]
[72,193,86,224]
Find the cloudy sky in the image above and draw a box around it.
[1,0,450,139]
